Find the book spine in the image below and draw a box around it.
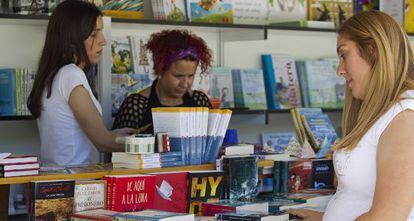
[280,161,289,193]
[273,161,281,193]
[261,55,277,109]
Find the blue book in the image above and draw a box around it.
[204,135,215,163]
[0,69,17,116]
[261,132,297,154]
[232,69,267,110]
[168,138,186,165]
[262,54,302,109]
[207,136,224,163]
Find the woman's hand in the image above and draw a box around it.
[289,209,324,221]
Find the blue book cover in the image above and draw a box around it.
[303,60,344,108]
[169,137,186,165]
[261,132,297,154]
[195,136,202,165]
[204,135,215,163]
[162,160,184,168]
[0,69,17,116]
[262,54,301,109]
[207,136,224,163]
[232,69,267,110]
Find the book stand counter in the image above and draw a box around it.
[0,161,274,220]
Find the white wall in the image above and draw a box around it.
[0,20,46,155]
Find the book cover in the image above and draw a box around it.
[152,171,188,213]
[308,0,353,27]
[111,36,133,74]
[0,68,17,116]
[109,174,156,212]
[129,35,154,76]
[73,180,107,212]
[209,67,234,108]
[312,159,334,189]
[262,54,301,109]
[406,0,414,33]
[30,180,75,221]
[301,59,344,108]
[267,0,307,22]
[161,0,187,21]
[232,0,268,25]
[232,69,267,110]
[187,171,224,215]
[187,0,233,24]
[99,0,144,19]
[111,74,129,114]
[127,74,151,94]
[222,156,258,200]
[261,132,297,154]
[285,160,313,193]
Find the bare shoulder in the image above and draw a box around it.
[379,109,414,155]
[138,87,151,98]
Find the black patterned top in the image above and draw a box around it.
[112,79,212,134]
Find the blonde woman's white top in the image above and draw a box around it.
[38,64,102,166]
[323,90,414,221]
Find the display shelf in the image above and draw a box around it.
[0,116,34,121]
[112,18,265,30]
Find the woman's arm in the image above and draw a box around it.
[357,109,414,221]
[69,85,135,152]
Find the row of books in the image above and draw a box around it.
[28,157,334,220]
[152,107,232,165]
[206,56,344,111]
[29,170,224,219]
[0,68,36,116]
[5,0,414,36]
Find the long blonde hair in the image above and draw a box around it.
[334,10,414,151]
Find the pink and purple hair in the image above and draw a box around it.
[145,29,213,76]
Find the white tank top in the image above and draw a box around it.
[38,64,101,166]
[323,90,414,221]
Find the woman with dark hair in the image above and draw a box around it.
[112,29,213,134]
[28,0,134,166]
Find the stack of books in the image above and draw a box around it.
[112,152,162,169]
[0,154,39,177]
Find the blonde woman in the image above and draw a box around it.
[290,10,414,221]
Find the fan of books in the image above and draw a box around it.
[113,107,232,169]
